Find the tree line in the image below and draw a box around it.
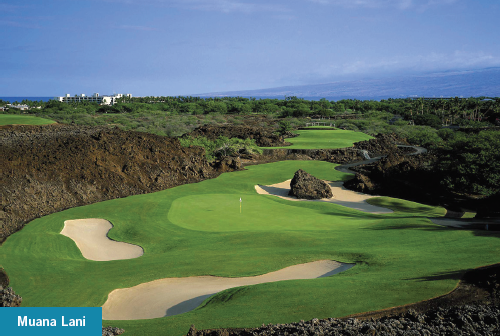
[2,96,499,127]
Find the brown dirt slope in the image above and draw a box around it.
[1,124,235,242]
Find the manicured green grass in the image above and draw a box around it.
[462,212,477,219]
[267,129,373,149]
[0,114,56,125]
[1,160,498,336]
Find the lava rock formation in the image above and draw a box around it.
[1,124,239,242]
[288,169,333,199]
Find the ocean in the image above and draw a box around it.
[0,97,54,103]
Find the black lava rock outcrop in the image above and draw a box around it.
[289,169,333,199]
[0,268,8,289]
[186,125,289,147]
[102,326,125,336]
[0,287,22,307]
[1,124,239,242]
[354,133,405,156]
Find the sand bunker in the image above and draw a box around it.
[255,180,392,214]
[102,260,354,320]
[61,219,143,261]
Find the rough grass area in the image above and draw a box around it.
[0,114,56,125]
[268,129,373,149]
[1,161,498,336]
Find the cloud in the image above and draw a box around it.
[299,50,500,83]
[0,19,41,29]
[0,4,26,13]
[102,0,288,14]
[179,0,285,13]
[307,0,458,10]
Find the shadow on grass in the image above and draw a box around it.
[365,223,452,231]
[367,199,438,214]
[366,220,500,238]
[405,269,467,282]
[469,228,500,239]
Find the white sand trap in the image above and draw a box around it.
[255,180,392,214]
[102,260,354,320]
[61,219,143,261]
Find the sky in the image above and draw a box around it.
[1,0,499,96]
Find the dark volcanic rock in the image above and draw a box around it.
[0,268,8,289]
[186,125,288,147]
[354,133,405,156]
[211,156,242,172]
[344,172,377,193]
[289,169,333,199]
[0,287,22,307]
[1,124,238,242]
[102,326,125,336]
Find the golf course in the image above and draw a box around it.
[0,114,56,126]
[1,129,499,336]
[268,129,373,149]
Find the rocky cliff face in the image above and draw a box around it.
[186,125,289,147]
[353,133,405,156]
[1,124,237,242]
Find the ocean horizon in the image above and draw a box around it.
[0,97,54,103]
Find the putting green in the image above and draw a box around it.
[0,114,56,125]
[1,160,498,336]
[168,194,379,232]
[267,129,373,149]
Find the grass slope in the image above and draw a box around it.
[1,161,498,336]
[267,129,373,149]
[0,114,56,125]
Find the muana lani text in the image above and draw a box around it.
[18,315,86,327]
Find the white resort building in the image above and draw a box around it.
[55,93,132,106]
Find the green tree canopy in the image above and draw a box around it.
[436,130,500,196]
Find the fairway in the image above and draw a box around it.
[267,129,373,149]
[1,160,498,336]
[0,114,56,125]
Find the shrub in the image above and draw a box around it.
[180,136,262,161]
[338,122,359,131]
[413,114,442,128]
[393,125,442,146]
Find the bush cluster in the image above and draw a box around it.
[179,136,263,161]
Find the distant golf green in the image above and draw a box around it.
[267,129,373,149]
[1,160,498,336]
[0,114,55,125]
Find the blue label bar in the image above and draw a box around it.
[1,307,102,336]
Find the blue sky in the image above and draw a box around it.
[1,0,499,96]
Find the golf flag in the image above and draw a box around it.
[239,197,242,213]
